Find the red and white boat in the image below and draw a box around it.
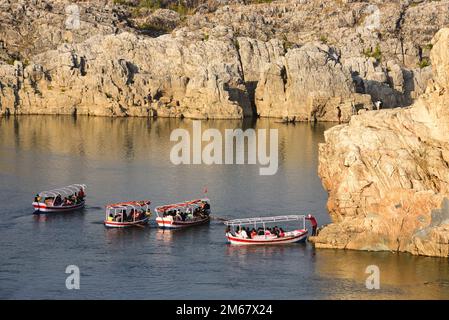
[155,198,211,229]
[224,215,310,245]
[104,200,152,228]
[32,184,86,213]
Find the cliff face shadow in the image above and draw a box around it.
[224,85,254,117]
[244,80,258,115]
[351,70,417,109]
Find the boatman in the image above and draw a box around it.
[306,214,318,236]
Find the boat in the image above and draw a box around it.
[32,184,86,213]
[104,200,152,228]
[224,215,309,245]
[155,198,211,229]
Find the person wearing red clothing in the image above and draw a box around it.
[305,214,318,236]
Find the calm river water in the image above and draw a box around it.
[0,116,448,299]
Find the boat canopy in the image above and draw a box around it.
[106,200,151,211]
[155,199,208,214]
[38,184,86,198]
[224,215,306,227]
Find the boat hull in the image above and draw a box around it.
[104,216,150,228]
[226,229,308,245]
[156,216,210,229]
[32,201,85,213]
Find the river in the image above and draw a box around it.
[0,115,448,299]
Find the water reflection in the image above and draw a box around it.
[315,249,449,299]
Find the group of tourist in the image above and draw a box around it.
[164,203,210,221]
[163,202,210,221]
[107,208,149,223]
[34,189,86,207]
[227,225,286,239]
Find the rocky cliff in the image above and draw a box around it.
[0,0,448,120]
[312,28,449,257]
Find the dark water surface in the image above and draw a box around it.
[0,116,448,299]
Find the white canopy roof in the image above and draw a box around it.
[38,184,86,198]
[224,215,305,227]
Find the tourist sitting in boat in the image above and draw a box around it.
[114,212,122,222]
[279,228,285,238]
[186,207,192,219]
[272,226,280,237]
[200,201,210,214]
[77,188,85,201]
[250,228,257,238]
[54,195,62,206]
[240,228,248,239]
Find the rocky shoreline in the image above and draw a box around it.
[1,0,447,121]
[311,28,449,257]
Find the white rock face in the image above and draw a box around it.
[1,0,447,120]
[255,43,373,122]
[0,32,252,119]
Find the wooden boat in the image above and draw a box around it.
[104,200,151,228]
[32,184,86,213]
[155,198,211,229]
[224,215,309,245]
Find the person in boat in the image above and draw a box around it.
[203,201,210,211]
[78,188,85,201]
[122,210,128,222]
[107,213,114,222]
[34,194,41,203]
[250,228,257,238]
[225,226,231,235]
[186,207,192,220]
[306,214,318,236]
[265,228,272,236]
[54,195,62,206]
[279,228,285,238]
[240,227,248,239]
[175,211,182,221]
[257,227,264,236]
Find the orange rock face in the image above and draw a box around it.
[313,28,449,257]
